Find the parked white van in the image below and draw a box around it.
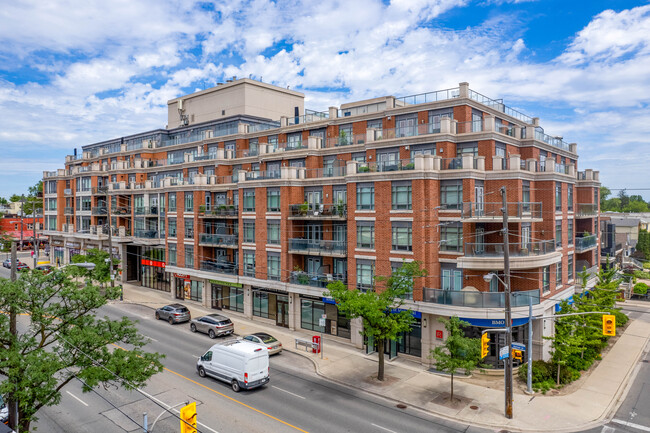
[196,340,270,392]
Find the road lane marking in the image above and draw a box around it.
[612,419,650,432]
[371,423,397,433]
[112,343,309,433]
[272,386,306,399]
[66,391,89,407]
[138,333,158,342]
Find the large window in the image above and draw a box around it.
[441,180,462,210]
[243,252,255,277]
[184,218,194,239]
[168,218,177,237]
[442,267,463,291]
[555,183,562,212]
[356,222,375,249]
[253,291,271,318]
[267,188,280,212]
[243,190,255,212]
[556,262,563,285]
[356,184,374,210]
[168,193,176,212]
[185,245,194,268]
[555,220,562,248]
[356,260,374,291]
[441,223,463,252]
[568,220,574,245]
[542,266,550,292]
[391,262,413,299]
[267,220,280,245]
[392,182,412,210]
[568,254,574,281]
[567,185,574,211]
[392,222,413,251]
[184,192,193,212]
[243,221,255,243]
[301,298,325,332]
[267,253,281,281]
[168,244,177,266]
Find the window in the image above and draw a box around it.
[522,181,530,211]
[556,262,563,285]
[441,180,462,210]
[392,182,412,210]
[392,222,413,251]
[267,253,281,281]
[542,266,550,292]
[352,152,366,164]
[391,262,413,299]
[568,220,574,245]
[356,260,374,291]
[441,223,463,252]
[338,124,353,145]
[567,185,574,211]
[185,245,194,268]
[184,192,193,212]
[267,135,278,152]
[243,190,255,212]
[267,188,280,212]
[356,222,375,249]
[168,193,176,212]
[356,184,374,210]
[253,291,271,318]
[555,183,562,212]
[184,218,194,238]
[243,252,255,277]
[243,220,255,243]
[267,220,280,245]
[555,220,562,248]
[442,267,463,291]
[301,298,325,332]
[568,254,574,281]
[168,218,177,237]
[287,132,302,149]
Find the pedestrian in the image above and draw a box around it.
[56,257,60,267]
[31,250,34,258]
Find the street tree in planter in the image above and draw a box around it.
[325,261,427,381]
[0,264,164,431]
[429,316,482,401]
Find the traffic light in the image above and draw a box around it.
[512,350,523,361]
[602,314,616,336]
[481,332,490,358]
[180,402,197,433]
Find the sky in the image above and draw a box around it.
[0,0,649,198]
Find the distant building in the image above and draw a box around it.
[0,215,45,248]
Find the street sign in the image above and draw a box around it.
[322,314,327,319]
[511,342,526,351]
[499,346,510,360]
[318,318,326,327]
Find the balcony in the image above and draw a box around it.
[290,272,347,288]
[134,230,159,239]
[575,234,598,253]
[458,240,560,270]
[134,206,159,216]
[64,188,73,196]
[199,205,238,218]
[200,260,238,275]
[91,186,107,195]
[199,233,238,248]
[64,207,74,215]
[111,206,131,216]
[421,288,540,308]
[288,239,347,257]
[357,159,414,173]
[91,207,108,216]
[461,202,542,222]
[576,203,598,218]
[288,204,347,220]
[244,170,281,181]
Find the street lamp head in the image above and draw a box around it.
[483,272,496,282]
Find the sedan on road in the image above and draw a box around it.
[2,259,27,269]
[190,313,234,338]
[242,333,283,355]
[155,304,191,324]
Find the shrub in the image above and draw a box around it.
[633,270,650,280]
[634,282,649,295]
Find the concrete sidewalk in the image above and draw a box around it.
[117,283,650,432]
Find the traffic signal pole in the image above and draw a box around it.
[501,186,514,419]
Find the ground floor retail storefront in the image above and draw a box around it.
[300,296,351,339]
[211,280,244,313]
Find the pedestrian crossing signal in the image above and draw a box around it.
[602,315,615,336]
[481,333,490,358]
[512,350,523,361]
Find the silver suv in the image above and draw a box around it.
[155,304,191,324]
[190,313,234,338]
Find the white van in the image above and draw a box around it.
[196,340,270,392]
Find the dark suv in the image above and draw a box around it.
[155,304,191,324]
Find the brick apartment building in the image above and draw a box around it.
[43,79,601,367]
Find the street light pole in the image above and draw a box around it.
[500,186,514,419]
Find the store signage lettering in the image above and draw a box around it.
[141,259,166,268]
[209,279,242,288]
[174,273,190,279]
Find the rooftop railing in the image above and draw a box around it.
[534,127,571,151]
[286,110,329,126]
[422,287,540,308]
[468,89,533,124]
[395,87,460,105]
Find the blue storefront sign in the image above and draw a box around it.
[458,317,529,327]
[554,296,575,312]
[390,308,422,319]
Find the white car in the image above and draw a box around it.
[241,333,283,355]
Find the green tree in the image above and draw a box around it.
[324,261,427,381]
[604,197,621,212]
[600,186,611,209]
[0,197,8,205]
[429,316,482,401]
[0,265,164,431]
[71,248,119,285]
[9,194,21,203]
[23,181,43,216]
[625,200,649,213]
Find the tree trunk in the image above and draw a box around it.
[557,363,561,386]
[377,339,385,381]
[19,409,31,432]
[450,373,454,401]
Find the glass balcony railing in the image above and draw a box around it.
[357,159,414,173]
[576,203,598,217]
[134,230,159,239]
[422,287,540,308]
[200,260,238,275]
[289,204,347,218]
[199,205,238,217]
[199,233,238,246]
[461,202,542,220]
[575,234,598,252]
[64,207,74,215]
[464,240,555,257]
[290,272,347,288]
[289,239,347,255]
[134,206,159,216]
[91,207,108,216]
[245,170,281,181]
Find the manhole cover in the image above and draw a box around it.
[396,403,407,409]
[499,430,511,433]
[641,360,649,363]
[470,405,479,410]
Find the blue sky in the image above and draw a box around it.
[0,0,649,198]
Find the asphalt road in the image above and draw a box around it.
[29,301,490,433]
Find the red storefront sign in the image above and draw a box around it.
[436,330,443,340]
[141,259,165,268]
[174,273,190,279]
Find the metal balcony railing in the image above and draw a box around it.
[289,239,347,255]
[289,204,347,218]
[200,260,238,275]
[422,288,540,307]
[199,205,238,217]
[64,207,74,215]
[91,207,108,216]
[134,230,159,239]
[199,233,238,246]
[134,206,159,216]
[357,159,414,173]
[461,202,542,220]
[290,272,347,288]
[464,240,555,257]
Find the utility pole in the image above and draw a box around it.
[33,196,38,261]
[19,195,25,251]
[500,186,514,419]
[9,242,18,430]
[102,192,118,300]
